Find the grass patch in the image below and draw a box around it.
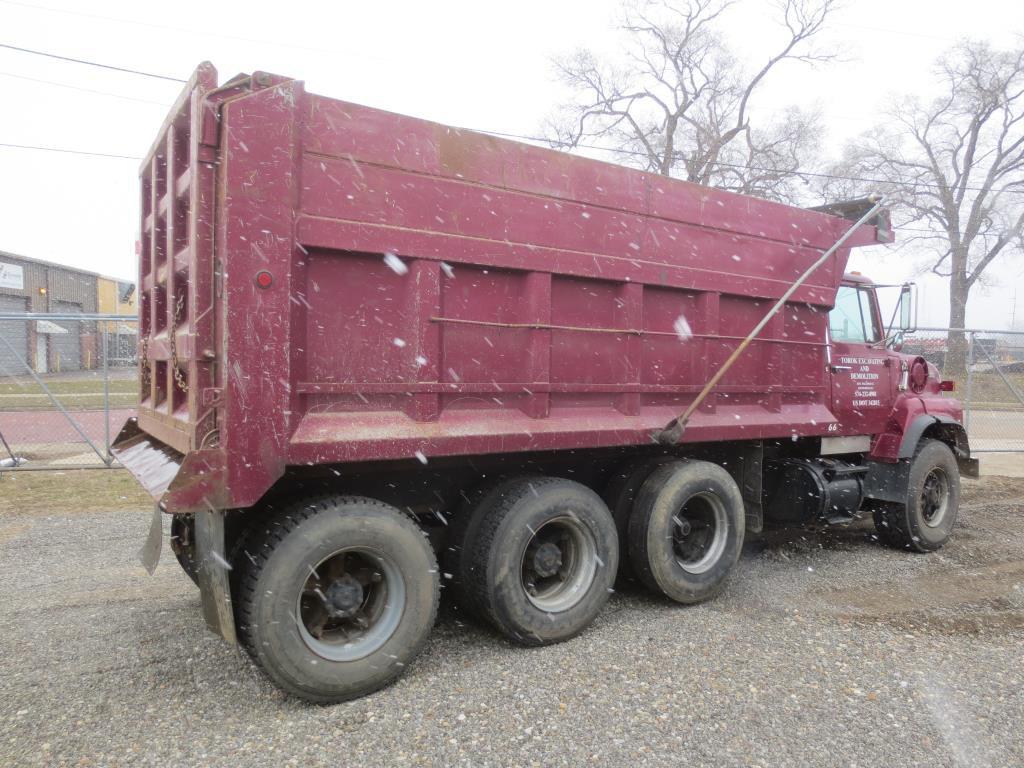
[0,376,138,410]
[0,395,138,411]
[0,468,153,516]
[956,372,1024,405]
[0,379,138,396]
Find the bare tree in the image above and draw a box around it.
[546,0,838,202]
[827,41,1024,374]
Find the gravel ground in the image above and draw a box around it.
[1,475,1022,767]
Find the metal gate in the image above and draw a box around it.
[0,311,138,470]
[906,327,1024,453]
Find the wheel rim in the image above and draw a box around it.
[296,547,405,662]
[671,492,728,574]
[520,515,598,613]
[920,468,950,528]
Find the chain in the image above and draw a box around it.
[140,334,150,392]
[170,291,189,393]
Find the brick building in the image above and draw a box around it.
[0,250,104,375]
[97,275,138,366]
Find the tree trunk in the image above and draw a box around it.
[945,279,970,379]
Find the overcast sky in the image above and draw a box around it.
[1,0,1022,327]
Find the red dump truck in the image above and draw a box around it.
[114,63,977,703]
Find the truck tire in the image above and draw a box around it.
[873,439,960,552]
[628,460,745,604]
[234,496,439,704]
[448,476,617,646]
[603,454,676,581]
[170,514,199,587]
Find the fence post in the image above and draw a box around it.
[103,324,112,465]
[965,331,975,433]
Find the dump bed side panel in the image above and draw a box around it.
[255,90,876,471]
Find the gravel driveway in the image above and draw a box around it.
[1,475,1022,767]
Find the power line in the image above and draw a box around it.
[0,142,141,160]
[1,8,1013,200]
[0,0,390,64]
[0,42,185,82]
[0,71,171,105]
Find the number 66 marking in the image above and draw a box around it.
[827,423,839,432]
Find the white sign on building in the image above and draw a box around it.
[0,262,25,291]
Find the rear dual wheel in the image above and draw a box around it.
[170,514,200,587]
[234,497,439,704]
[446,477,618,645]
[603,455,676,581]
[627,460,745,604]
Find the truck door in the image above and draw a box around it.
[828,283,892,434]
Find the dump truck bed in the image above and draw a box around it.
[117,63,887,512]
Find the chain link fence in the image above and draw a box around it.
[904,327,1024,453]
[0,313,138,470]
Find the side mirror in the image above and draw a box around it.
[899,284,916,332]
[890,329,905,352]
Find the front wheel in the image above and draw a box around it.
[234,497,439,703]
[873,439,960,552]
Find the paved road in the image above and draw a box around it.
[965,410,1024,451]
[1,477,1022,767]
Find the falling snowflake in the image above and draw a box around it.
[673,315,693,341]
[383,252,408,275]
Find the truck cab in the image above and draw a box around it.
[826,274,973,472]
[827,275,895,436]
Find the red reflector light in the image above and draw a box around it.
[255,270,273,288]
[939,380,955,392]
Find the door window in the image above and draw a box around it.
[829,285,879,344]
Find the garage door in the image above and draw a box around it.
[0,294,29,376]
[52,300,82,372]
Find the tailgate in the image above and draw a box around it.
[136,63,219,455]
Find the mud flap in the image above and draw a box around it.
[195,509,237,644]
[739,443,765,534]
[958,455,980,478]
[138,505,163,576]
[863,458,912,504]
